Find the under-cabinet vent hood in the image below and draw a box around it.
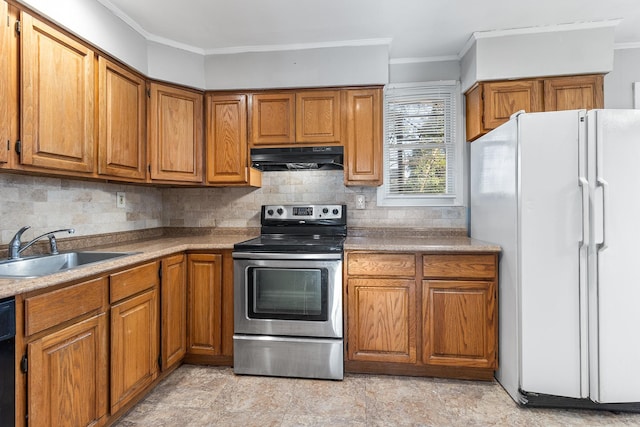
[251,146,343,171]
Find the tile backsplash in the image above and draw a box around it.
[0,174,163,244]
[164,170,466,230]
[0,171,466,244]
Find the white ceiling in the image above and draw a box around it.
[99,0,640,59]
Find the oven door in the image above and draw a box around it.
[233,253,342,338]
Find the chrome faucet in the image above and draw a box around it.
[7,226,76,260]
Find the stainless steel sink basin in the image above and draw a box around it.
[0,251,139,279]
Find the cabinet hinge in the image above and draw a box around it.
[5,140,9,151]
[20,354,28,373]
[148,164,151,173]
[146,88,151,98]
[15,19,20,35]
[14,139,21,155]
[158,264,162,280]
[157,355,162,370]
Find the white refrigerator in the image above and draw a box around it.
[470,109,640,410]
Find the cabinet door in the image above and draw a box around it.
[295,90,341,143]
[187,253,222,356]
[483,80,542,129]
[347,278,416,363]
[161,254,187,371]
[20,11,94,172]
[0,0,9,166]
[422,279,496,368]
[98,56,146,181]
[111,288,159,414]
[148,82,203,183]
[465,84,484,142]
[206,94,248,184]
[250,93,295,145]
[344,88,382,186]
[28,313,108,427]
[543,75,604,111]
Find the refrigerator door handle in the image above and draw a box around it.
[596,177,609,251]
[578,177,589,247]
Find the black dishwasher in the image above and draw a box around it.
[0,297,15,426]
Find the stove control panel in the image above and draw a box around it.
[263,204,344,220]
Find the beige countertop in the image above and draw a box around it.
[0,234,254,299]
[0,232,500,299]
[345,235,501,252]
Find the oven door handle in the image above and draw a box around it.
[232,252,342,260]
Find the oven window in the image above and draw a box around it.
[248,268,328,321]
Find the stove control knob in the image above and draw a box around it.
[322,208,329,214]
[267,209,274,216]
[277,208,284,215]
[332,208,339,215]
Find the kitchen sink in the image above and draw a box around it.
[0,251,139,279]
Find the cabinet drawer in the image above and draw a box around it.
[25,277,108,336]
[110,261,159,303]
[347,253,415,277]
[423,254,496,279]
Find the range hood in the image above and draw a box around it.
[251,146,343,171]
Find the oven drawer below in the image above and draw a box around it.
[233,335,343,380]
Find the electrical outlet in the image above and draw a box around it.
[116,192,126,208]
[356,195,366,209]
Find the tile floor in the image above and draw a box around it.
[114,365,640,426]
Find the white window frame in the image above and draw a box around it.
[377,81,465,207]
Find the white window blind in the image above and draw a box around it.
[378,82,461,206]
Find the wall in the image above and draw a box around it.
[204,44,389,90]
[147,41,206,89]
[162,171,466,230]
[605,47,640,108]
[0,174,163,245]
[389,59,460,83]
[460,23,616,92]
[17,0,149,74]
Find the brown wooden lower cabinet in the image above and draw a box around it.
[22,276,110,427]
[161,254,187,371]
[185,251,234,364]
[345,251,498,380]
[347,278,416,364]
[110,262,160,414]
[422,279,496,369]
[27,313,109,427]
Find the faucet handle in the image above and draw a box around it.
[9,225,31,245]
[8,226,31,260]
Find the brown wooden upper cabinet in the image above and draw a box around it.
[98,56,147,181]
[344,88,383,186]
[206,93,260,186]
[543,75,604,111]
[0,1,9,166]
[148,82,204,183]
[20,11,95,173]
[250,93,295,145]
[295,90,341,143]
[250,89,342,146]
[465,74,604,141]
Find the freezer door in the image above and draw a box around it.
[519,110,587,399]
[589,109,640,403]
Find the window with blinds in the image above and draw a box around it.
[377,82,462,206]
